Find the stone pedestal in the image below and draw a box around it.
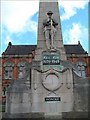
[31,50,74,115]
[6,80,31,114]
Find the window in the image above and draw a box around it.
[19,64,25,78]
[17,62,31,88]
[77,61,86,77]
[4,62,14,80]
[2,87,6,97]
[4,66,12,79]
[18,62,28,79]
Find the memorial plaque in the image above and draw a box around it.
[45,97,61,101]
[43,53,60,65]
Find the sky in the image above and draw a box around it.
[1,0,89,55]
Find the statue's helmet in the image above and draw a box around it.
[47,11,53,16]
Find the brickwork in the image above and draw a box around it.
[67,56,90,77]
[2,57,32,81]
[2,56,33,106]
[1,54,90,88]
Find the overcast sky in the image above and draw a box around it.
[1,0,89,55]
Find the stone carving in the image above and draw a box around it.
[42,72,62,91]
[19,66,26,79]
[43,11,58,49]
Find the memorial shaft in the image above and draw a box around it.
[35,1,67,60]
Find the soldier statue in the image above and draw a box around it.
[43,11,58,49]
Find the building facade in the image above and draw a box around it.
[1,41,90,107]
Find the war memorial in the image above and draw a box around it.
[2,0,90,119]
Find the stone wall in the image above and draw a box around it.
[73,72,90,112]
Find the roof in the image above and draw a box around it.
[2,44,36,55]
[64,44,87,54]
[2,42,87,55]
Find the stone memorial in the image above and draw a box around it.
[31,1,73,116]
[4,1,89,119]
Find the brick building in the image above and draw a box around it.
[1,41,90,110]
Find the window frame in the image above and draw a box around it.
[3,62,14,80]
[76,61,86,78]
